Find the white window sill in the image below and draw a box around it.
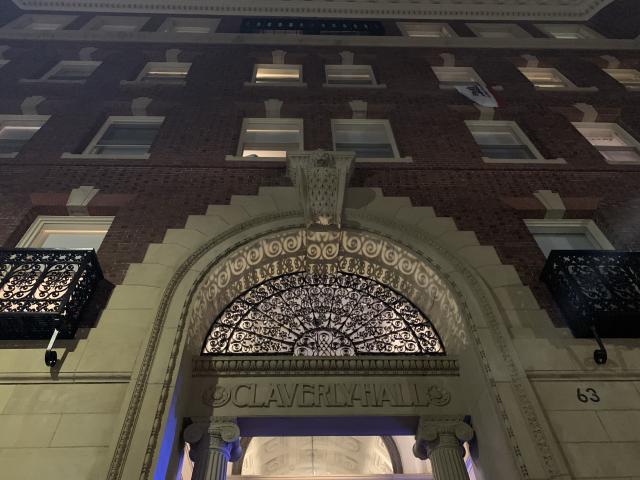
[439,83,486,90]
[481,157,566,164]
[120,80,186,86]
[61,152,151,160]
[19,78,86,84]
[534,85,598,92]
[243,81,307,88]
[322,83,387,89]
[603,159,640,165]
[225,155,287,162]
[355,157,413,163]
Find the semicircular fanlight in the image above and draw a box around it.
[202,272,444,356]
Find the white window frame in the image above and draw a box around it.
[228,117,304,162]
[572,121,640,165]
[17,215,114,251]
[125,62,191,85]
[247,64,305,87]
[465,120,565,164]
[158,17,219,34]
[0,60,9,69]
[466,23,530,39]
[525,219,614,258]
[62,116,164,160]
[518,67,597,92]
[432,66,485,90]
[34,60,102,83]
[331,119,409,163]
[82,15,149,33]
[397,22,456,38]
[534,24,602,40]
[603,68,640,90]
[2,14,77,31]
[323,64,384,89]
[0,114,49,158]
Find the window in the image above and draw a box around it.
[0,115,48,157]
[39,60,101,82]
[432,66,485,88]
[236,118,303,159]
[332,119,400,160]
[3,14,77,31]
[83,116,163,157]
[535,24,601,40]
[466,120,546,162]
[604,69,640,90]
[573,122,640,164]
[251,64,303,85]
[134,62,191,84]
[0,60,8,69]
[525,219,613,258]
[467,23,530,39]
[83,16,149,32]
[17,216,114,251]
[158,17,218,34]
[398,22,455,38]
[518,67,572,89]
[324,65,378,87]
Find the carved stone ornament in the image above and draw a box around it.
[286,150,355,229]
[413,416,474,460]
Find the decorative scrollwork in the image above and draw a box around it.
[202,272,445,356]
[0,249,103,339]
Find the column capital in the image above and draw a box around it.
[413,416,474,460]
[184,417,242,463]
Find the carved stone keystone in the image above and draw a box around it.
[286,150,355,229]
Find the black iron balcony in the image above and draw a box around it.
[0,249,104,340]
[541,250,640,339]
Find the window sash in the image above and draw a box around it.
[254,65,302,83]
[480,144,535,160]
[91,122,161,155]
[333,121,396,158]
[48,62,99,81]
[0,124,41,154]
[240,120,302,158]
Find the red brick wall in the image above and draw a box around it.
[1,35,639,328]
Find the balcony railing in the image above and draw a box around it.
[541,250,640,338]
[0,249,103,340]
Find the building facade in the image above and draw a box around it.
[0,0,640,479]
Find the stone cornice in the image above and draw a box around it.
[0,29,638,51]
[193,355,460,377]
[11,0,614,21]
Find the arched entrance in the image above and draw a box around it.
[104,185,567,480]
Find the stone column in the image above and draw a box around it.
[184,418,242,480]
[413,416,474,480]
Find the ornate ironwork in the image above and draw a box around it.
[203,272,445,356]
[0,249,104,340]
[541,250,640,338]
[241,18,385,36]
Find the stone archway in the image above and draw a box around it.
[103,185,568,480]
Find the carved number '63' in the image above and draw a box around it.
[577,388,600,403]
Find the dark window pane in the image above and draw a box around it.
[99,123,160,146]
[480,145,534,159]
[336,143,394,158]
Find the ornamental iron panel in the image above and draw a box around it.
[541,250,640,338]
[0,249,104,340]
[241,18,385,36]
[203,272,445,356]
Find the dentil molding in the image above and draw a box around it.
[12,0,614,21]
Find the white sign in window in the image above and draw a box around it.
[136,62,191,83]
[332,120,399,159]
[238,118,303,159]
[604,69,640,89]
[85,116,163,157]
[466,121,544,161]
[398,22,455,38]
[252,64,302,85]
[432,66,485,87]
[0,115,49,157]
[325,65,376,86]
[41,61,101,82]
[17,216,114,251]
[573,122,640,164]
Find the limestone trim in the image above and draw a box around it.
[11,0,614,21]
[193,355,459,377]
[0,29,638,51]
[102,187,568,480]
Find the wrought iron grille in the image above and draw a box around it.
[203,272,445,356]
[241,18,385,36]
[0,249,104,340]
[541,250,640,338]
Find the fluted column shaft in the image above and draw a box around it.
[413,416,474,480]
[184,418,242,480]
